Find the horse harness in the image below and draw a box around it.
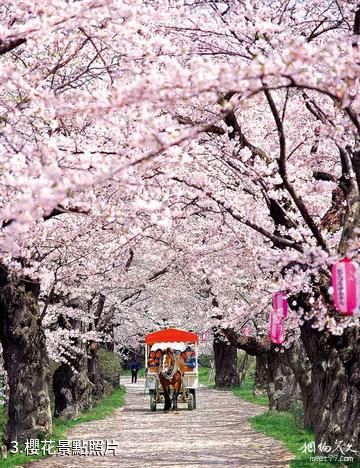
[160,353,182,380]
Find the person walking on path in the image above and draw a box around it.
[130,359,140,383]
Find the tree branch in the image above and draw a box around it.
[172,177,304,252]
[263,87,329,252]
[124,248,134,272]
[2,205,89,228]
[0,38,26,55]
[221,328,272,356]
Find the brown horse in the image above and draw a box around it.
[159,348,186,411]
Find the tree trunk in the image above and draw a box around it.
[53,297,97,419]
[238,352,249,385]
[265,350,299,411]
[0,271,52,446]
[301,322,360,453]
[53,354,94,420]
[105,328,115,352]
[87,294,106,397]
[221,327,300,410]
[253,355,268,397]
[88,343,105,398]
[213,335,239,387]
[284,340,314,429]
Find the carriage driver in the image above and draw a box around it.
[184,346,196,368]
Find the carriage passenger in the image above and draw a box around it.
[148,351,157,368]
[154,349,163,367]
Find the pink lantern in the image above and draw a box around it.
[332,258,360,316]
[201,330,209,342]
[269,311,285,344]
[273,291,288,319]
[270,291,288,344]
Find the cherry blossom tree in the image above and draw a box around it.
[0,0,359,455]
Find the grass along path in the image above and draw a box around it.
[233,378,269,407]
[198,366,212,386]
[0,386,125,468]
[251,411,359,468]
[233,378,358,468]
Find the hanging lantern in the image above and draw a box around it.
[269,310,285,344]
[273,291,288,319]
[201,330,209,342]
[269,291,288,344]
[332,258,360,316]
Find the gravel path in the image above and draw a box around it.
[28,378,292,467]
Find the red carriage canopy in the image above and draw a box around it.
[144,328,198,345]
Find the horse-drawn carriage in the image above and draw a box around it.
[144,328,198,411]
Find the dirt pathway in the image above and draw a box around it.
[28,378,292,467]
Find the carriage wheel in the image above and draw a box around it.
[187,392,194,411]
[189,389,196,409]
[149,390,157,411]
